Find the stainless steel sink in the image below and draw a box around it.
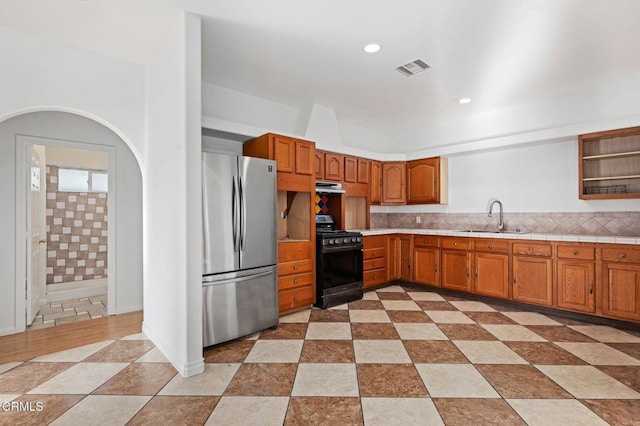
[457,229,529,234]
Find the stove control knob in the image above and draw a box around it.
[343,238,349,244]
[329,239,334,245]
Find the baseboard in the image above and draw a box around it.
[115,304,143,315]
[142,322,205,378]
[46,279,107,303]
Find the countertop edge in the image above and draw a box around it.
[349,228,640,245]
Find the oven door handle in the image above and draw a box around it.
[321,245,363,254]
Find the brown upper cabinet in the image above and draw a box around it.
[382,162,406,204]
[579,126,640,199]
[357,159,370,184]
[344,156,357,183]
[370,161,382,204]
[324,153,343,181]
[314,150,325,180]
[406,157,448,204]
[244,133,314,176]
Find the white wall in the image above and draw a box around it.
[45,146,109,170]
[141,12,204,378]
[0,25,145,167]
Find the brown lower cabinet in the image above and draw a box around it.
[278,241,315,312]
[600,245,640,321]
[511,242,553,306]
[441,238,472,292]
[363,235,387,288]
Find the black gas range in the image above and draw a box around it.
[315,215,363,309]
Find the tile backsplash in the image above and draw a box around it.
[46,165,108,285]
[370,211,640,237]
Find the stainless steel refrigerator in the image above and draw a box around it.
[202,152,278,347]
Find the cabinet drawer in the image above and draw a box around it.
[364,258,385,271]
[278,241,312,262]
[364,235,387,249]
[475,239,509,253]
[279,272,313,291]
[557,245,595,260]
[442,238,471,250]
[279,285,314,311]
[602,247,640,263]
[364,247,386,260]
[279,259,313,276]
[413,236,440,248]
[512,242,552,257]
[364,268,387,286]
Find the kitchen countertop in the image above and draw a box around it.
[349,228,640,245]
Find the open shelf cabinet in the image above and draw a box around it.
[579,126,640,199]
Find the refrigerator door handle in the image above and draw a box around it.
[203,270,272,286]
[239,175,247,251]
[232,176,238,251]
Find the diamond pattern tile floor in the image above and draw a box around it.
[2,284,640,424]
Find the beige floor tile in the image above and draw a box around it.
[449,301,496,312]
[205,396,289,426]
[349,310,391,323]
[0,362,22,375]
[361,397,444,426]
[481,324,547,342]
[305,322,352,340]
[279,309,311,323]
[33,340,115,362]
[60,300,92,310]
[568,325,640,343]
[554,342,640,366]
[381,300,421,311]
[502,312,561,325]
[119,333,149,341]
[536,365,640,399]
[407,292,445,301]
[394,323,448,340]
[50,395,151,426]
[376,285,405,292]
[353,340,411,363]
[425,311,474,324]
[507,399,609,426]
[135,347,169,363]
[453,341,527,364]
[244,340,303,363]
[27,362,128,394]
[415,364,500,398]
[159,363,240,396]
[43,309,77,322]
[362,291,380,300]
[292,363,359,396]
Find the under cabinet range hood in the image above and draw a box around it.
[316,181,345,194]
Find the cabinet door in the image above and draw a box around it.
[357,159,370,184]
[399,235,413,281]
[601,263,640,321]
[414,247,439,286]
[441,250,471,292]
[274,136,295,173]
[474,253,508,298]
[512,256,553,306]
[387,235,399,281]
[556,260,595,313]
[382,162,406,204]
[314,151,324,179]
[344,156,357,183]
[324,153,344,181]
[370,161,382,204]
[406,158,439,204]
[295,141,314,175]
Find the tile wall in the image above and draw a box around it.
[46,166,108,285]
[370,211,640,237]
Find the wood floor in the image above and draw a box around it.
[0,310,142,364]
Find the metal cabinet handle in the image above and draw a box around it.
[294,296,299,301]
[294,265,299,270]
[488,244,493,249]
[573,250,579,256]
[527,247,533,253]
[294,278,298,284]
[475,269,478,277]
[589,282,594,294]
[620,253,627,259]
[453,242,458,246]
[434,264,438,273]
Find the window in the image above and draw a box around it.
[58,168,108,193]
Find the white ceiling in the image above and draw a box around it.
[197,0,640,134]
[2,0,640,139]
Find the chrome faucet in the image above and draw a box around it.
[488,199,504,232]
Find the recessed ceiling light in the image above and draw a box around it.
[363,43,381,53]
[459,98,471,104]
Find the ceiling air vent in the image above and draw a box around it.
[395,59,430,77]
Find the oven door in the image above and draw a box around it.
[317,243,363,300]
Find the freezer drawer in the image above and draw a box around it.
[202,266,278,347]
